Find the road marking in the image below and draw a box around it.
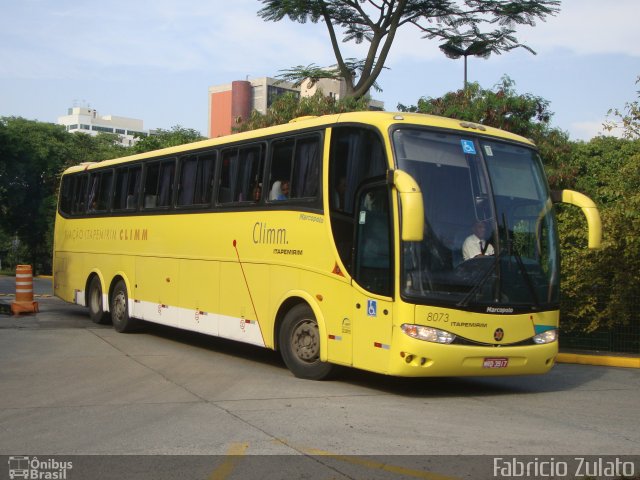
[207,442,249,480]
[275,438,460,480]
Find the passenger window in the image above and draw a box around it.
[268,139,294,201]
[268,135,320,202]
[60,174,89,215]
[113,165,142,211]
[177,153,216,206]
[218,145,264,204]
[87,170,113,213]
[144,160,175,209]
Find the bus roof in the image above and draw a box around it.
[61,111,535,175]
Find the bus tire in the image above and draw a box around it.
[110,279,138,333]
[88,276,109,324]
[279,304,334,380]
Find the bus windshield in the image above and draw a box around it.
[393,127,559,312]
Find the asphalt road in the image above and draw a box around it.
[1,276,638,479]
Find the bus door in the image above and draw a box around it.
[351,183,394,373]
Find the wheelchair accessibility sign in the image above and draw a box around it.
[367,299,377,317]
[461,139,476,155]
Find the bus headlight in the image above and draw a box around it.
[533,329,558,344]
[401,324,456,344]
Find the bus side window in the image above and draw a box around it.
[238,146,264,202]
[59,174,89,215]
[143,160,175,209]
[71,174,89,215]
[87,170,113,212]
[177,152,216,206]
[113,165,141,211]
[268,139,294,201]
[291,136,320,199]
[267,135,321,202]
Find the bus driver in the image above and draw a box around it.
[462,220,494,260]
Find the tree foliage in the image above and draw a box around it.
[400,79,640,334]
[258,0,560,98]
[398,76,553,136]
[131,126,205,154]
[0,118,202,273]
[236,91,370,132]
[555,137,640,332]
[0,118,95,273]
[603,76,640,139]
[398,76,571,171]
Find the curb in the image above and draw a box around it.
[557,353,640,369]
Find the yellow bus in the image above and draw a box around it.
[53,112,601,380]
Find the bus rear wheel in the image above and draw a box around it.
[110,280,138,333]
[279,304,334,380]
[88,276,109,324]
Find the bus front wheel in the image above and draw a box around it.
[110,280,138,333]
[88,276,109,324]
[279,304,334,380]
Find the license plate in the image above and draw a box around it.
[483,357,509,368]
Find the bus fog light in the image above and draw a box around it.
[401,324,456,344]
[533,329,558,344]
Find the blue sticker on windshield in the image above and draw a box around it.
[461,139,476,155]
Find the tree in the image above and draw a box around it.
[0,119,205,274]
[131,126,205,154]
[236,91,370,132]
[603,76,640,139]
[555,138,640,333]
[398,76,571,173]
[0,119,125,273]
[258,0,560,99]
[0,118,76,273]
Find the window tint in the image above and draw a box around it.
[328,127,387,273]
[143,160,175,209]
[113,165,142,211]
[177,153,216,206]
[329,127,386,214]
[87,170,113,212]
[218,145,264,204]
[292,136,320,198]
[354,184,392,296]
[268,135,320,202]
[59,174,89,215]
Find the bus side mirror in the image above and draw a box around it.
[391,170,424,242]
[551,189,602,249]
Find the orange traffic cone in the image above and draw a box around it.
[11,265,39,315]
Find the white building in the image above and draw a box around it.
[299,77,384,110]
[57,107,149,147]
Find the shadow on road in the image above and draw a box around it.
[1,275,605,398]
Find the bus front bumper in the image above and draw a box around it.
[387,336,558,377]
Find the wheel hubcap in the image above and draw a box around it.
[113,292,126,321]
[291,320,319,362]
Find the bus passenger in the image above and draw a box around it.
[252,183,262,201]
[269,180,289,200]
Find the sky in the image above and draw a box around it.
[0,0,638,141]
